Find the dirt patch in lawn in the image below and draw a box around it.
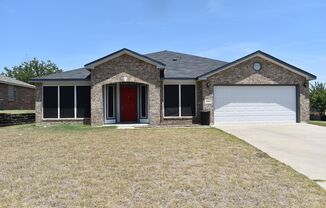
[0,125,325,207]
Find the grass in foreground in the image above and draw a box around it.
[309,120,326,127]
[0,110,35,114]
[0,125,325,207]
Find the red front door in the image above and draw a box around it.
[120,85,137,122]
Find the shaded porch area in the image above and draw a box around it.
[104,82,148,124]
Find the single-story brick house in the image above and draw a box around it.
[0,75,35,110]
[30,48,316,126]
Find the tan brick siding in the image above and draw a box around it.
[0,83,35,110]
[201,56,309,124]
[90,54,161,126]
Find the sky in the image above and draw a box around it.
[0,0,325,82]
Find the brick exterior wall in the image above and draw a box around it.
[201,56,310,124]
[35,84,42,124]
[90,54,161,126]
[0,83,35,110]
[33,54,311,126]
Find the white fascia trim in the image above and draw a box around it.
[199,53,313,80]
[85,50,165,69]
[163,79,197,84]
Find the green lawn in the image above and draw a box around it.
[0,110,35,114]
[309,120,326,127]
[0,124,325,207]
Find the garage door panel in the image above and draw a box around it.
[216,115,296,123]
[214,86,296,124]
[216,104,296,113]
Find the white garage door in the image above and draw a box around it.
[214,86,297,124]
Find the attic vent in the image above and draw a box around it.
[172,56,181,61]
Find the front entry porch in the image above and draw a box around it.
[104,82,148,124]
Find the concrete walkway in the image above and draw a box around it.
[217,123,326,189]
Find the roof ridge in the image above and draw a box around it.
[145,50,228,63]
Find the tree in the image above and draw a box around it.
[1,58,62,83]
[310,82,326,119]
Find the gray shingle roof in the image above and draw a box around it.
[146,50,228,79]
[31,50,228,81]
[29,49,316,81]
[0,75,35,88]
[30,68,90,82]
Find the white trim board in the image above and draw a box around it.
[42,81,91,86]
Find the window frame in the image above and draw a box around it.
[163,82,197,118]
[76,86,91,118]
[42,84,90,120]
[42,86,59,119]
[7,85,16,101]
[139,84,148,119]
[105,84,116,120]
[181,85,196,117]
[59,86,75,118]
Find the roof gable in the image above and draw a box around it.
[198,50,316,80]
[84,48,165,69]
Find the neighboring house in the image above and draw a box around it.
[30,48,316,126]
[0,75,35,110]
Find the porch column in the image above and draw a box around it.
[148,83,160,125]
[91,84,104,126]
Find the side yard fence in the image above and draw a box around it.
[0,113,35,127]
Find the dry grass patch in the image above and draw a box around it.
[0,124,325,207]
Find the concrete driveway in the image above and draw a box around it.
[217,123,326,189]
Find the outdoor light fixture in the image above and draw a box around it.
[206,81,211,87]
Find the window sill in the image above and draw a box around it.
[42,118,89,121]
[163,116,195,120]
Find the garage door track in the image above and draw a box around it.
[217,123,326,189]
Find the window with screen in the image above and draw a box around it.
[164,85,179,116]
[43,86,58,118]
[76,86,90,118]
[181,85,196,116]
[60,86,74,118]
[139,85,147,118]
[164,84,196,117]
[106,85,115,118]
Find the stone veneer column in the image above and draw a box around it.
[35,83,42,125]
[148,83,160,125]
[90,84,104,126]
